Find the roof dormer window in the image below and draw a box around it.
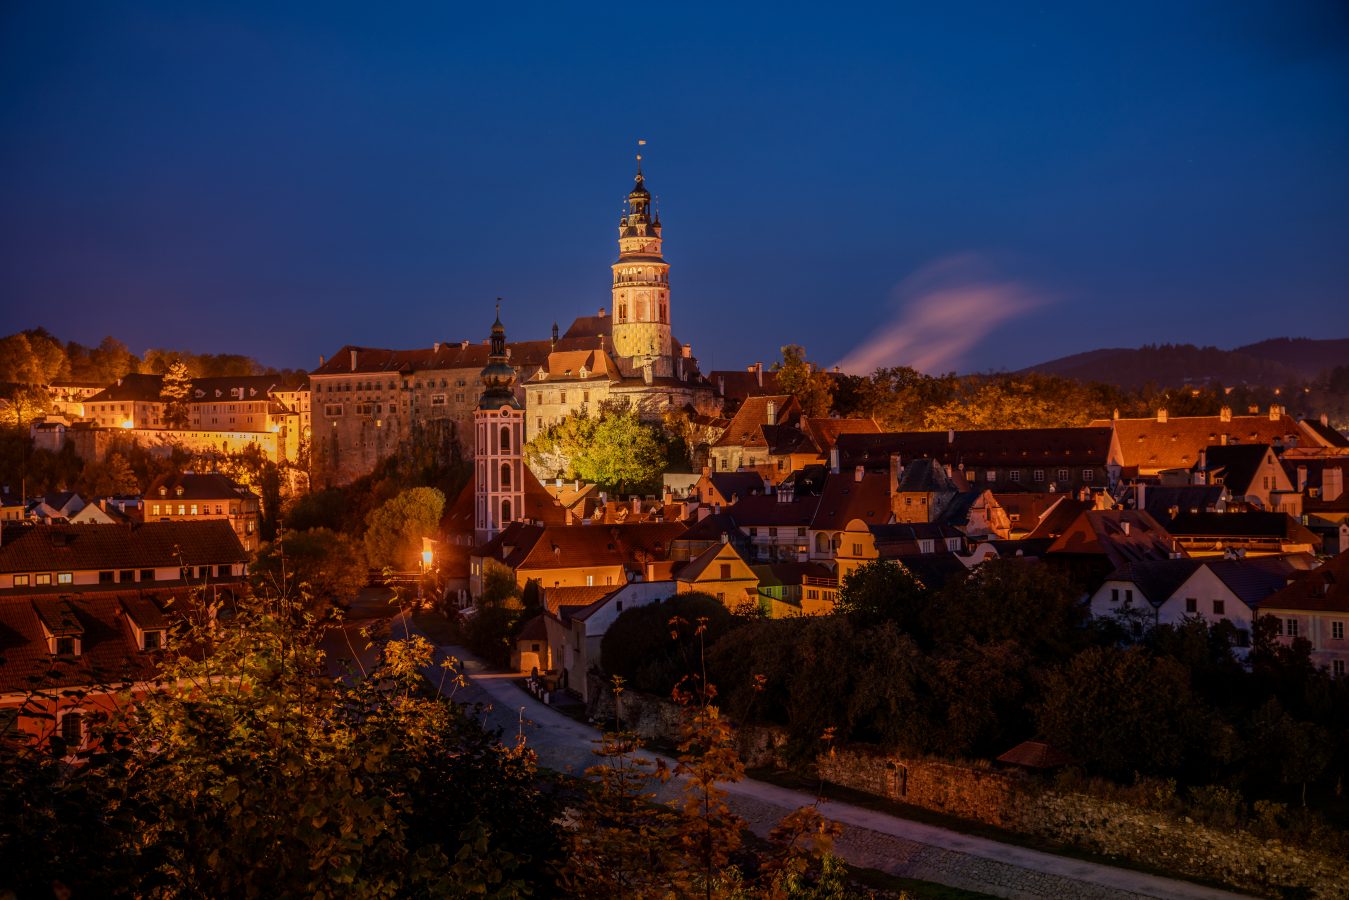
[143,629,163,651]
[55,635,79,657]
[175,486,184,497]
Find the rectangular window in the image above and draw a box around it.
[120,570,135,583]
[851,543,862,556]
[1082,469,1095,482]
[1124,589,1133,605]
[797,527,806,537]
[57,572,72,585]
[217,564,230,577]
[190,504,198,515]
[430,393,446,406]
[1057,468,1070,483]
[1009,470,1021,482]
[986,470,996,482]
[324,403,343,417]
[143,630,162,651]
[748,528,758,537]
[55,636,76,656]
[1033,469,1045,482]
[35,573,51,585]
[1287,619,1299,638]
[98,571,115,584]
[919,539,934,553]
[13,575,28,587]
[140,569,155,582]
[1213,599,1225,616]
[1111,588,1119,603]
[59,712,83,747]
[1333,621,1345,641]
[768,527,778,538]
[719,564,732,579]
[177,505,185,515]
[1185,597,1197,613]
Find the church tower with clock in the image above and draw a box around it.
[610,150,674,378]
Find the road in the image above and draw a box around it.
[416,639,1253,900]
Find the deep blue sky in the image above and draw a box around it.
[2,2,1347,375]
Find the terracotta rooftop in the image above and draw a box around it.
[1261,550,1349,614]
[1089,413,1305,473]
[0,521,248,576]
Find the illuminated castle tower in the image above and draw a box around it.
[473,304,525,544]
[610,145,673,376]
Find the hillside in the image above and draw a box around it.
[1018,339,1347,389]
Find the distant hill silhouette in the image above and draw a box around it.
[1018,339,1349,389]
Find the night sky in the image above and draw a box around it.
[2,2,1347,376]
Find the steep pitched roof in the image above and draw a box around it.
[147,472,256,503]
[516,523,686,572]
[1023,497,1092,540]
[1092,413,1302,472]
[677,541,751,583]
[713,396,801,449]
[800,417,881,453]
[835,427,1115,471]
[1140,485,1228,520]
[1102,558,1204,605]
[1260,551,1349,614]
[1299,418,1349,448]
[0,521,247,576]
[1199,444,1276,495]
[1166,512,1320,546]
[1046,510,1179,568]
[1202,556,1314,608]
[811,468,892,532]
[723,493,820,528]
[0,588,195,694]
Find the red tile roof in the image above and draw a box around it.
[1261,551,1349,614]
[811,467,892,532]
[1091,413,1302,472]
[713,396,801,449]
[0,521,247,575]
[1046,510,1180,568]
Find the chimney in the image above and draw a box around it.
[662,485,673,505]
[756,362,764,388]
[854,465,864,483]
[766,400,776,424]
[1220,406,1232,423]
[349,349,358,371]
[1324,467,1344,503]
[599,307,607,317]
[890,453,903,493]
[682,343,692,359]
[551,323,558,350]
[555,477,563,488]
[1297,466,1308,491]
[1112,408,1119,420]
[829,446,840,474]
[1196,449,1207,485]
[1121,520,1131,536]
[319,355,325,366]
[433,342,441,353]
[1321,413,1330,427]
[718,376,725,396]
[1135,482,1146,511]
[574,479,581,492]
[720,531,729,545]
[631,496,641,514]
[947,428,955,445]
[1156,408,1167,424]
[1220,433,1229,445]
[762,477,773,495]
[460,340,470,350]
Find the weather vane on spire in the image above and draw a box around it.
[636,138,646,177]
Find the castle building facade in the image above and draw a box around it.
[311,157,715,486]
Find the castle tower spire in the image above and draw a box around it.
[611,141,672,372]
[474,302,525,543]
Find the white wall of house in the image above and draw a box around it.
[1262,608,1349,678]
[1088,578,1152,622]
[1158,566,1256,635]
[549,580,677,701]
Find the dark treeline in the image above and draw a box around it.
[0,326,301,385]
[604,560,1349,852]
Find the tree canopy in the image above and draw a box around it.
[362,486,446,572]
[526,401,669,495]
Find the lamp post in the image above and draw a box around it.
[419,548,433,609]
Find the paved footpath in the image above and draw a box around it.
[415,638,1252,900]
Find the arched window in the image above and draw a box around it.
[500,463,512,489]
[501,498,512,523]
[814,532,829,553]
[831,533,843,551]
[499,425,510,452]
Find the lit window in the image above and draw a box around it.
[13,575,28,587]
[35,574,51,586]
[57,572,72,585]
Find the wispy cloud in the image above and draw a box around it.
[833,254,1051,375]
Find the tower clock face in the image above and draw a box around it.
[500,407,512,417]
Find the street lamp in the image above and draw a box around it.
[418,548,433,609]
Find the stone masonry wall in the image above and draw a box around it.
[819,748,1349,900]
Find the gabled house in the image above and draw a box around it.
[1259,551,1349,678]
[538,580,677,699]
[1092,406,1317,477]
[808,463,893,563]
[1158,555,1317,641]
[1045,509,1182,591]
[146,473,262,552]
[1194,444,1299,515]
[1088,558,1204,625]
[470,521,686,597]
[675,540,759,608]
[721,491,819,562]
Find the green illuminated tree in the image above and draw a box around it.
[159,360,193,429]
[772,344,834,417]
[362,485,445,571]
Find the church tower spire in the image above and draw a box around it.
[611,141,672,372]
[474,301,525,543]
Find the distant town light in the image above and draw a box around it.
[120,419,134,429]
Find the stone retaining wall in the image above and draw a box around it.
[820,748,1349,900]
